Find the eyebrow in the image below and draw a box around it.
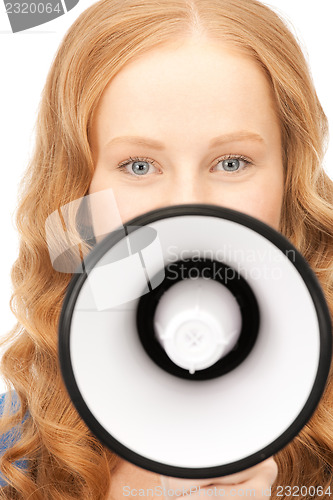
[105,131,265,150]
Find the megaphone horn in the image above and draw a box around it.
[58,204,332,479]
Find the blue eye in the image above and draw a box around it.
[117,157,157,177]
[222,158,240,171]
[214,156,252,174]
[131,160,150,175]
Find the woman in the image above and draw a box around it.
[0,0,332,498]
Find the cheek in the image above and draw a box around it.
[87,173,126,241]
[219,178,284,231]
[242,191,283,230]
[88,170,162,234]
[249,167,284,230]
[111,186,165,223]
[257,176,284,230]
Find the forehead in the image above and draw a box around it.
[91,37,279,145]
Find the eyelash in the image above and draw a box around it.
[117,156,158,178]
[116,154,253,178]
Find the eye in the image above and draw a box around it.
[117,157,158,177]
[213,155,252,174]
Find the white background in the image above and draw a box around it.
[0,1,332,393]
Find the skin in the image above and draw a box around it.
[88,36,282,498]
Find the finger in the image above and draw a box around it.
[220,458,278,499]
[161,457,278,495]
[205,457,278,486]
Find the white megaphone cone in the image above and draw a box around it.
[58,204,332,479]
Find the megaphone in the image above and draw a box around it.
[58,204,331,479]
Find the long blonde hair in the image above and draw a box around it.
[1,0,332,498]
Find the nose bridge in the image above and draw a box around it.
[166,163,208,205]
[169,180,199,205]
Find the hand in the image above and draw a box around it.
[161,457,278,499]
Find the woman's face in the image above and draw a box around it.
[89,37,283,494]
[89,36,284,231]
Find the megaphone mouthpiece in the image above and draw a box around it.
[154,277,242,373]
